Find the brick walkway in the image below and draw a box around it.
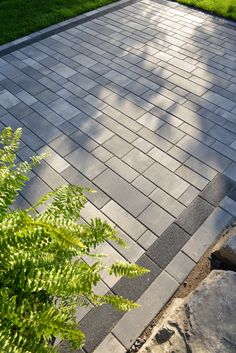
[1,0,236,352]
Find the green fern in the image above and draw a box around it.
[0,127,148,353]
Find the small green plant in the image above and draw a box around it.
[0,127,148,353]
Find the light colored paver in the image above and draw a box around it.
[93,334,126,353]
[101,200,146,240]
[220,196,236,217]
[182,208,232,262]
[166,251,196,284]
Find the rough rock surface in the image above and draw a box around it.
[213,230,236,267]
[140,270,236,353]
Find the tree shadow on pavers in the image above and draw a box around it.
[1,0,236,352]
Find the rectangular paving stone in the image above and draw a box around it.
[208,125,236,145]
[20,176,51,206]
[0,89,20,109]
[146,223,190,268]
[179,122,215,146]
[66,147,106,180]
[124,92,154,111]
[15,73,45,95]
[75,113,114,144]
[91,146,113,163]
[72,53,97,68]
[51,62,77,78]
[223,163,236,182]
[185,156,218,180]
[34,161,66,189]
[112,271,179,348]
[102,105,142,133]
[8,102,34,120]
[37,145,70,173]
[94,169,151,217]
[132,136,153,153]
[182,207,232,262]
[156,123,185,144]
[22,113,62,143]
[167,74,208,96]
[104,70,132,87]
[150,187,185,218]
[69,128,98,152]
[1,78,22,95]
[137,112,165,131]
[202,90,236,111]
[138,202,174,237]
[84,94,107,111]
[93,334,126,353]
[168,103,214,132]
[137,230,157,250]
[132,175,156,196]
[104,93,146,119]
[148,147,181,172]
[192,67,232,89]
[69,72,98,90]
[12,194,31,211]
[137,127,172,152]
[220,196,236,217]
[144,162,189,199]
[142,90,175,110]
[200,173,235,206]
[176,196,214,235]
[169,57,196,72]
[63,82,87,98]
[57,120,77,135]
[106,156,138,183]
[102,135,133,158]
[31,101,64,127]
[150,106,183,127]
[211,141,236,163]
[122,148,154,173]
[176,165,209,190]
[168,145,190,163]
[102,200,146,240]
[97,114,137,143]
[178,185,199,206]
[35,89,59,105]
[165,251,196,284]
[49,134,78,157]
[109,228,144,263]
[177,135,231,172]
[49,98,80,120]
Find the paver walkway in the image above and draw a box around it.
[1,0,236,351]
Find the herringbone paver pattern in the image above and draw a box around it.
[1,0,236,351]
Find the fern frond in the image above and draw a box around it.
[102,294,140,311]
[0,127,148,353]
[109,262,150,277]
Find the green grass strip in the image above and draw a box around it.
[176,0,236,22]
[0,0,117,45]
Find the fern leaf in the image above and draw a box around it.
[102,294,140,311]
[109,262,150,277]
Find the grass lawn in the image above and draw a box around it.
[0,0,116,45]
[176,0,236,21]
